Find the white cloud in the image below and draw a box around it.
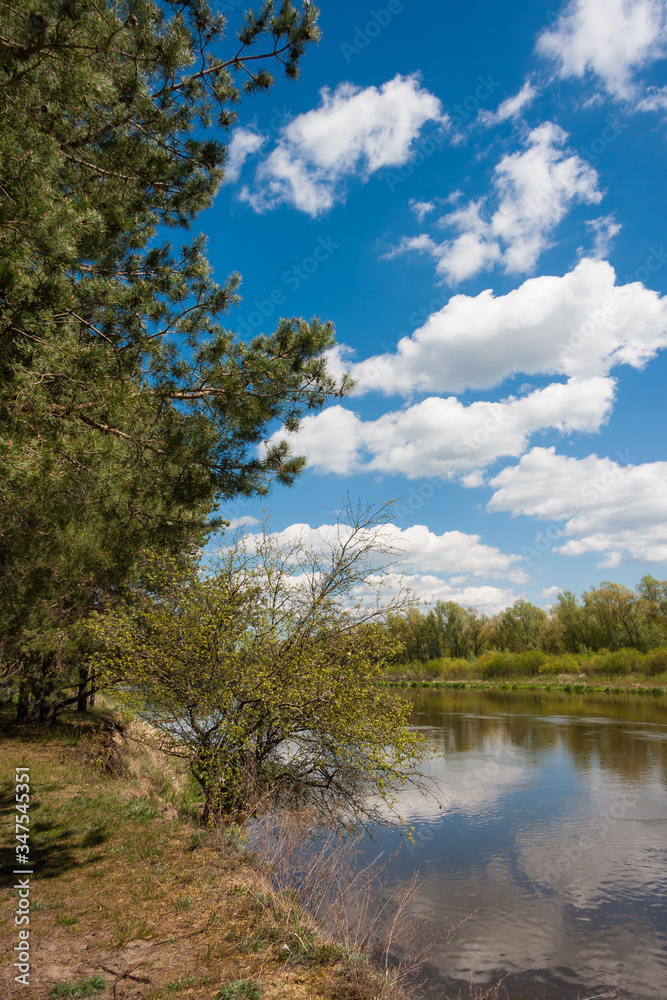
[636,84,667,110]
[278,406,360,476]
[584,213,621,258]
[537,0,667,105]
[358,573,518,614]
[225,128,266,183]
[391,123,602,282]
[239,75,445,216]
[269,376,615,480]
[433,199,503,281]
[486,122,602,273]
[225,515,260,530]
[461,470,486,489]
[488,446,667,565]
[478,80,537,125]
[539,585,562,599]
[335,259,667,397]
[409,198,437,221]
[244,521,524,582]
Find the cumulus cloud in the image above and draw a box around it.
[584,214,621,259]
[243,521,524,582]
[537,0,667,105]
[409,198,437,220]
[487,446,667,566]
[334,259,667,397]
[239,75,445,215]
[390,123,602,282]
[539,585,562,599]
[359,573,518,614]
[268,376,615,480]
[478,79,538,126]
[225,128,266,183]
[225,515,260,530]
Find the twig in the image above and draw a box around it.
[151,923,211,947]
[99,962,151,999]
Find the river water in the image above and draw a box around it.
[368,689,667,1000]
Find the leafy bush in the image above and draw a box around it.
[539,654,581,676]
[436,657,471,680]
[589,648,643,676]
[513,649,547,676]
[481,653,513,679]
[92,508,428,826]
[643,647,667,676]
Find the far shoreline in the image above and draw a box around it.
[383,676,667,697]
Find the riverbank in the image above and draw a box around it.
[383,647,667,696]
[0,708,415,1000]
[383,677,666,696]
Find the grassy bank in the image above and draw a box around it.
[384,647,667,695]
[384,678,666,696]
[0,708,422,1000]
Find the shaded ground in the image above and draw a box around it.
[0,710,362,1000]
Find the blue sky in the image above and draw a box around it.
[202,0,667,614]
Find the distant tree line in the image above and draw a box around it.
[386,577,667,664]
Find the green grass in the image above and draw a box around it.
[50,976,107,999]
[385,677,665,698]
[163,976,201,993]
[217,981,262,999]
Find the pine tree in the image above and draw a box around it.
[0,0,351,718]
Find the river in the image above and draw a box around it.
[366,688,667,999]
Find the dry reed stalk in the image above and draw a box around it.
[237,808,444,1000]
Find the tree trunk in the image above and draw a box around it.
[37,680,56,724]
[77,665,90,713]
[16,679,29,723]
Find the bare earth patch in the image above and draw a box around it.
[0,712,355,1000]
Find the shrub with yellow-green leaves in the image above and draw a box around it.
[90,504,430,828]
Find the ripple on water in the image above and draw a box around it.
[368,690,667,1000]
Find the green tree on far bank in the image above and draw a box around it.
[383,577,667,667]
[488,599,548,653]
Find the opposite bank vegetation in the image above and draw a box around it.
[383,645,667,696]
[380,576,667,694]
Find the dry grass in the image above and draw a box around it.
[242,810,448,1000]
[0,707,374,1000]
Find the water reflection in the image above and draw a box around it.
[370,690,667,1000]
